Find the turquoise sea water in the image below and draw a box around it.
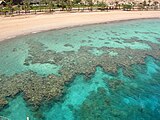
[0,19,160,120]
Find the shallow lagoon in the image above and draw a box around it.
[0,19,160,120]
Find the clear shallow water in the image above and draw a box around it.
[0,40,61,76]
[0,19,160,120]
[0,19,160,76]
[1,57,160,120]
[44,56,160,120]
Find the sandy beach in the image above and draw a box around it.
[0,10,160,41]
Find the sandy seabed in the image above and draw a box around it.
[0,10,160,41]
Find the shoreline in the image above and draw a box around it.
[0,10,160,42]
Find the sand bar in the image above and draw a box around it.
[0,11,160,41]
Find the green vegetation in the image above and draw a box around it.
[23,0,30,13]
[97,1,107,11]
[123,4,133,11]
[0,0,159,16]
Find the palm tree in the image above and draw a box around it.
[123,4,133,11]
[73,0,81,11]
[97,1,106,11]
[132,2,136,10]
[86,0,93,11]
[143,0,147,10]
[81,2,85,11]
[48,0,55,12]
[0,5,2,15]
[7,0,13,15]
[115,1,119,9]
[143,1,147,6]
[66,0,72,11]
[57,0,67,11]
[23,0,30,14]
[148,0,151,7]
[17,4,21,14]
[153,1,159,10]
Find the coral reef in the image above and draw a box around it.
[0,36,160,109]
[74,79,160,120]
